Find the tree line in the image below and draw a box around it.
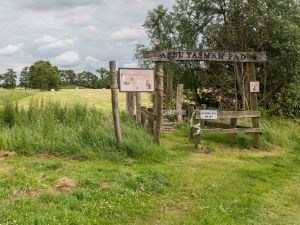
[0,60,110,90]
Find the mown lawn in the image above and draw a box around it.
[0,88,299,225]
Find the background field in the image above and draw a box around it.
[0,88,299,225]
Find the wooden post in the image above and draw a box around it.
[154,45,164,145]
[141,106,146,127]
[176,84,184,122]
[126,93,130,114]
[166,70,174,111]
[195,104,206,151]
[229,118,238,139]
[126,93,135,118]
[148,107,154,134]
[110,60,122,149]
[247,62,260,148]
[135,93,141,122]
[189,106,195,143]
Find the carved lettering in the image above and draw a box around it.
[144,50,267,62]
[218,53,225,59]
[186,52,192,58]
[203,52,210,58]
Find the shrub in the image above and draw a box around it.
[268,80,300,118]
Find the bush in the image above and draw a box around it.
[268,80,300,118]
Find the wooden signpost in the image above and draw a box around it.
[143,48,267,149]
[110,65,156,149]
[144,50,267,63]
[110,61,122,149]
[119,68,154,92]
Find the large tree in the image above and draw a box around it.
[59,69,76,85]
[19,67,30,89]
[139,0,300,111]
[1,69,17,89]
[96,67,110,89]
[28,61,60,90]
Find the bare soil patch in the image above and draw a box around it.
[54,177,77,193]
[0,150,17,159]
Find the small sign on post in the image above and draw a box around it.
[250,81,260,93]
[119,68,154,92]
[200,110,218,120]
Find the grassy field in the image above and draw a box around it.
[15,88,152,112]
[0,88,299,225]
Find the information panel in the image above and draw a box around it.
[119,68,154,92]
[200,110,218,120]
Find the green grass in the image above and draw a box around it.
[0,101,165,162]
[17,88,152,112]
[0,88,38,105]
[0,89,299,224]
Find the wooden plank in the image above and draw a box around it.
[139,107,157,120]
[204,121,252,129]
[176,84,184,122]
[196,110,261,119]
[144,50,267,63]
[110,60,122,149]
[198,128,262,135]
[163,110,187,116]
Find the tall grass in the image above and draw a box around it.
[0,101,166,162]
[175,117,300,152]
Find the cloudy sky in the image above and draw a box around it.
[0,0,174,74]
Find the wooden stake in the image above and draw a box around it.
[176,84,184,122]
[135,93,141,122]
[126,93,135,118]
[154,45,164,145]
[109,60,122,149]
[247,62,260,148]
[140,106,146,127]
[166,70,174,111]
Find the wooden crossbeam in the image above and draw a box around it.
[195,128,262,135]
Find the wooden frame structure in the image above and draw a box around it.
[190,108,262,150]
[143,48,267,149]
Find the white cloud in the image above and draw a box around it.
[16,0,104,11]
[0,0,175,73]
[0,43,24,56]
[123,62,138,68]
[110,28,146,41]
[52,51,81,67]
[35,35,77,51]
[84,25,97,32]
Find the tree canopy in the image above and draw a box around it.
[139,0,300,115]
[28,61,60,90]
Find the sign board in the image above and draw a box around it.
[119,68,154,92]
[200,110,218,120]
[143,50,267,63]
[250,81,260,93]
